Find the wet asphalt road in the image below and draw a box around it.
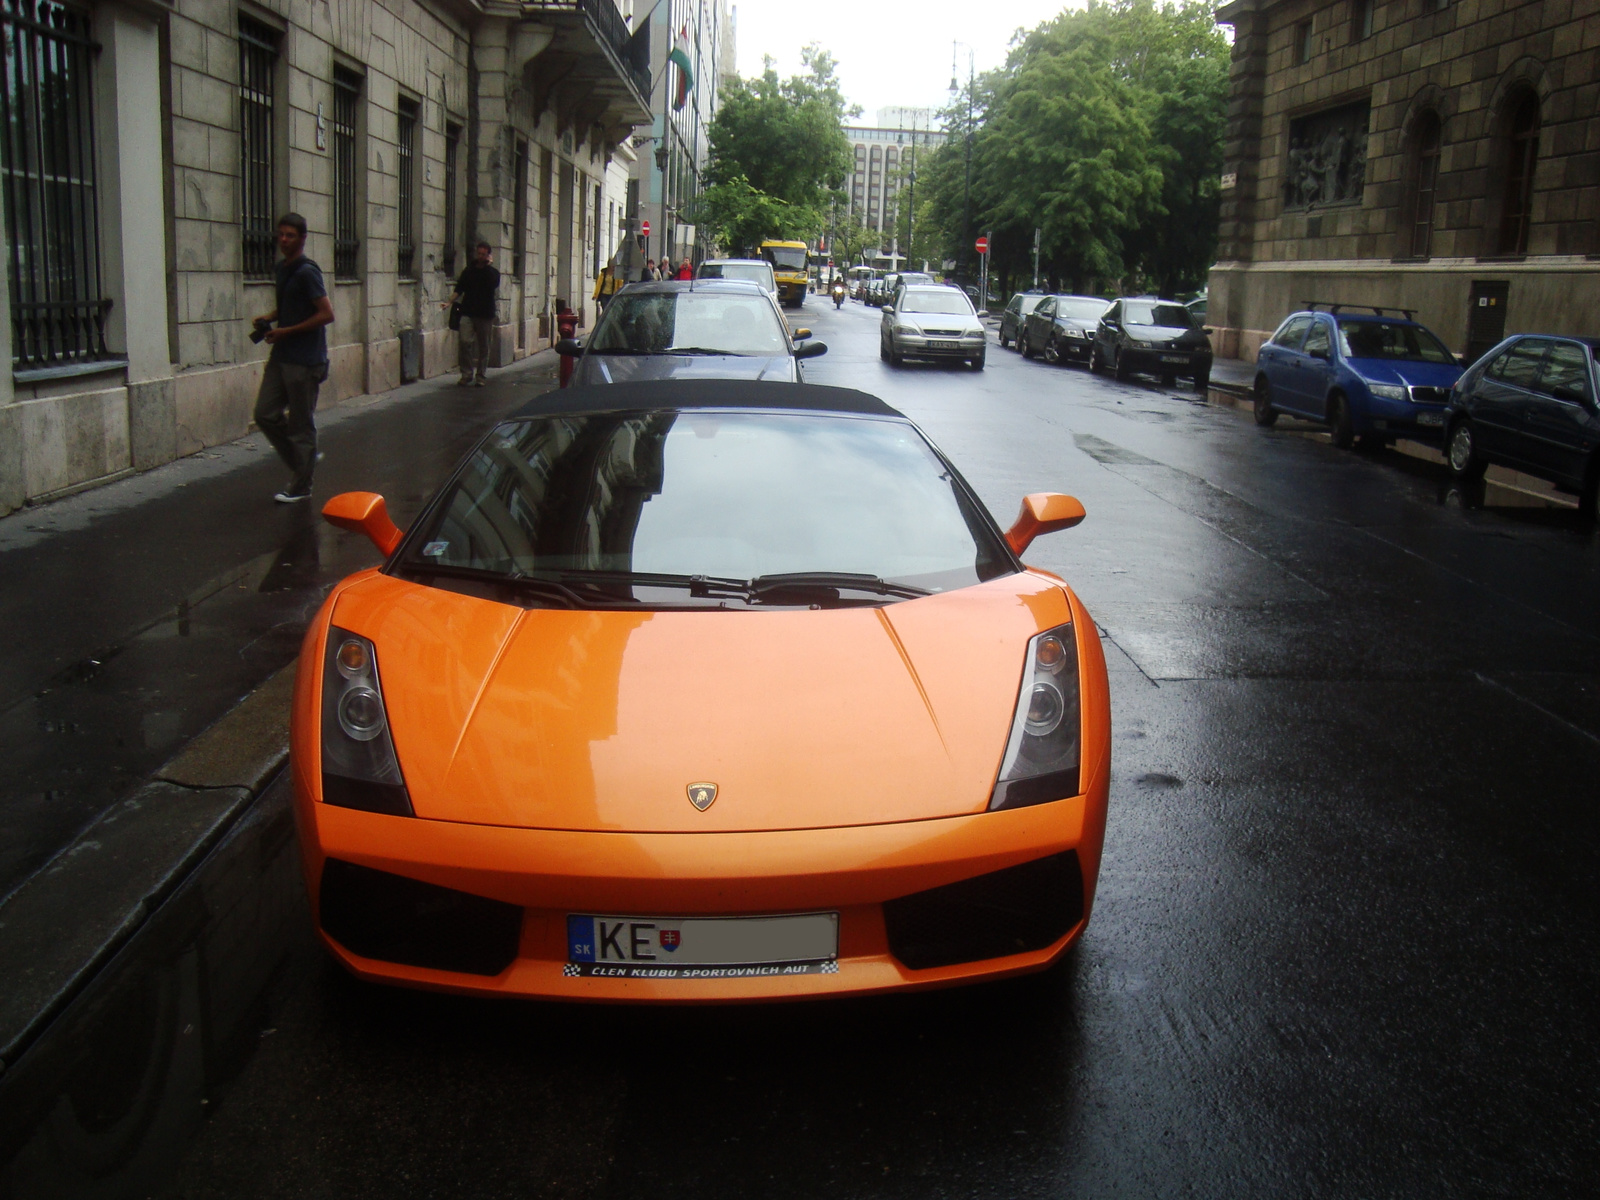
[6,301,1600,1197]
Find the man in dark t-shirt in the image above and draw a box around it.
[447,242,500,386]
[251,213,333,502]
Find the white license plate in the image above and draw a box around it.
[1416,411,1444,426]
[566,912,839,978]
[929,340,961,350]
[1160,354,1188,364]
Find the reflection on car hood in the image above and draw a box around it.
[1124,328,1206,345]
[330,572,1074,833]
[573,354,797,384]
[1346,358,1462,390]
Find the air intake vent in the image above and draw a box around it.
[320,858,522,976]
[883,851,1084,970]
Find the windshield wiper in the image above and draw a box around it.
[667,346,751,356]
[746,572,931,601]
[402,562,591,608]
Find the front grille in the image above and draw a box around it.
[320,858,523,976]
[883,851,1084,970]
[1409,385,1449,404]
[923,328,964,337]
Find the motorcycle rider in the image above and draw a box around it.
[831,274,846,309]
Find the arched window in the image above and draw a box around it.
[1408,111,1441,257]
[1497,92,1540,255]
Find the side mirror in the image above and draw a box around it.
[792,328,812,340]
[1005,493,1086,556]
[794,340,828,359]
[881,304,895,315]
[977,310,989,319]
[555,338,583,357]
[323,492,403,557]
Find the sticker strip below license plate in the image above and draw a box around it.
[566,912,838,978]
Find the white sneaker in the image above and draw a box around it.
[274,486,312,503]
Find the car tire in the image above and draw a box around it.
[1253,376,1278,427]
[1579,461,1600,525]
[1020,330,1034,360]
[890,339,904,366]
[1089,344,1104,374]
[879,336,890,362]
[1193,369,1210,392]
[1113,347,1132,381]
[999,330,1011,349]
[972,352,985,370]
[1160,372,1176,387]
[1044,338,1060,365]
[1328,392,1355,449]
[1446,420,1488,483]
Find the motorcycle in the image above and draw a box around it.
[832,281,846,310]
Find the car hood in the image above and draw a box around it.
[327,572,1073,833]
[1125,328,1208,347]
[897,316,983,334]
[1346,358,1462,389]
[573,353,797,384]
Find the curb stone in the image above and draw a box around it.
[0,665,294,1073]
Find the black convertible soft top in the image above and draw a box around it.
[507,379,902,420]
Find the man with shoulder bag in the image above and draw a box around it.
[250,213,333,503]
[444,241,500,386]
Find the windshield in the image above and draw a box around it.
[899,289,974,316]
[1057,298,1109,321]
[1124,302,1193,328]
[899,273,932,286]
[587,292,787,356]
[698,263,772,290]
[1337,319,1455,364]
[403,412,1011,604]
[763,246,807,270]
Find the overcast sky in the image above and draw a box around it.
[731,0,1080,125]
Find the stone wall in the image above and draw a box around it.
[1210,0,1600,361]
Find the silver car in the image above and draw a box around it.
[880,286,987,370]
[695,257,778,298]
[559,281,827,385]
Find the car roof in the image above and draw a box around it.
[1316,311,1424,326]
[699,258,769,267]
[1050,294,1108,304]
[507,380,904,421]
[617,279,766,294]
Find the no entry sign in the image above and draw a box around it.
[642,220,651,237]
[975,236,989,254]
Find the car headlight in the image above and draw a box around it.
[895,323,920,335]
[1368,383,1408,402]
[1063,327,1086,338]
[321,626,412,815]
[990,622,1081,811]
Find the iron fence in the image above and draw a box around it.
[1,0,113,370]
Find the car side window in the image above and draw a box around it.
[1104,303,1120,324]
[1037,298,1054,317]
[1302,320,1332,357]
[1006,297,1020,315]
[1537,342,1593,403]
[1487,339,1549,388]
[1273,315,1313,350]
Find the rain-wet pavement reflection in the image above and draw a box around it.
[3,312,1599,1197]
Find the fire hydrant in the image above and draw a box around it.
[556,301,578,388]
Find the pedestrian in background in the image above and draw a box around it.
[445,242,499,386]
[593,259,623,314]
[250,213,333,504]
[675,258,693,281]
[640,258,657,282]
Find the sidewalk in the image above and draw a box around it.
[0,349,557,1070]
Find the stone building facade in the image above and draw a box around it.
[1208,0,1599,363]
[844,109,946,264]
[0,0,652,515]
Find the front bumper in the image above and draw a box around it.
[1123,346,1211,376]
[894,332,987,360]
[293,760,1109,1002]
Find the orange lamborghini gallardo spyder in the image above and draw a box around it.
[292,380,1110,1001]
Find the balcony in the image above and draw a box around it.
[519,0,653,137]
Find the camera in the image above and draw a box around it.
[249,317,272,344]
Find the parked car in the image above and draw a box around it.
[1444,334,1600,519]
[696,257,777,297]
[1090,297,1213,390]
[1019,295,1110,366]
[885,273,937,314]
[557,280,826,384]
[1252,308,1460,448]
[997,293,1047,349]
[881,286,986,369]
[1186,296,1208,324]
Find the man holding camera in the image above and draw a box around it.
[250,213,333,503]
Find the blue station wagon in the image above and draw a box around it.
[1253,307,1462,448]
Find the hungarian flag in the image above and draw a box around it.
[669,24,693,111]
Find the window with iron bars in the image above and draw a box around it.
[396,97,417,278]
[238,17,278,279]
[332,66,361,278]
[1,0,113,371]
[443,122,460,273]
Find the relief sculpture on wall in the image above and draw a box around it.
[1284,101,1370,209]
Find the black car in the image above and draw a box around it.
[1019,295,1110,365]
[997,293,1046,349]
[1090,297,1212,390]
[1444,334,1600,520]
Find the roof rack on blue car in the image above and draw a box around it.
[1301,300,1419,319]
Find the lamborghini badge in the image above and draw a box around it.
[687,782,718,811]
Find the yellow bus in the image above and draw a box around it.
[759,240,809,308]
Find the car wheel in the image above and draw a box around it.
[1160,372,1176,387]
[890,338,904,366]
[1020,330,1034,360]
[879,336,890,362]
[1446,420,1488,482]
[1044,338,1060,365]
[999,330,1010,349]
[1253,376,1278,426]
[1113,347,1132,381]
[1328,391,1355,450]
[1193,369,1210,392]
[1089,344,1104,374]
[971,352,985,370]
